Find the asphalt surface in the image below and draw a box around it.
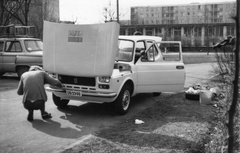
[184,63,216,88]
[0,63,216,153]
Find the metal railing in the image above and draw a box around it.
[0,24,35,38]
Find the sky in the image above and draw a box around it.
[59,0,235,24]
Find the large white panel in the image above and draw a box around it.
[43,21,119,77]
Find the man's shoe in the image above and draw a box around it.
[42,112,52,120]
[27,110,33,121]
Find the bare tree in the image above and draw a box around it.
[2,0,32,26]
[103,0,116,22]
[228,1,239,152]
[0,0,20,26]
[0,0,11,26]
[28,0,60,39]
[213,7,239,152]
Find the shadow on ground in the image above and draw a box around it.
[31,119,83,139]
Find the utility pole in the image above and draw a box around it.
[117,0,119,23]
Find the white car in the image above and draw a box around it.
[44,22,185,115]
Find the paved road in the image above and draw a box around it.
[0,63,216,153]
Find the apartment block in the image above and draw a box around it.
[120,1,236,50]
[131,2,235,25]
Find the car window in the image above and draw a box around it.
[116,40,134,62]
[146,40,154,48]
[159,42,181,61]
[0,41,3,52]
[141,44,161,62]
[5,41,22,52]
[135,41,146,52]
[24,40,43,52]
[134,41,146,63]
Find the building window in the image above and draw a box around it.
[166,28,172,37]
[227,26,235,36]
[128,28,135,35]
[192,27,201,37]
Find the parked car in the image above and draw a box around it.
[44,22,185,115]
[0,25,43,78]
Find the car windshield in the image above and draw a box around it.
[24,40,43,52]
[116,39,134,62]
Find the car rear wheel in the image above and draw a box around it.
[17,66,29,78]
[52,93,69,108]
[114,84,131,115]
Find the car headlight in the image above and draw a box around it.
[98,76,111,83]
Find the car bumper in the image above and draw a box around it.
[45,86,118,103]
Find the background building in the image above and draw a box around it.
[120,1,236,51]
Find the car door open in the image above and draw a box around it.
[136,41,185,93]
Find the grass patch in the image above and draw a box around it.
[182,53,217,64]
[96,92,214,152]
[163,52,217,64]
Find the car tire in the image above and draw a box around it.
[114,84,131,115]
[52,93,69,108]
[153,92,161,96]
[17,66,29,78]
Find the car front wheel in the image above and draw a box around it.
[114,85,131,115]
[52,93,69,108]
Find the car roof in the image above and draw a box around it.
[0,37,40,41]
[119,35,162,42]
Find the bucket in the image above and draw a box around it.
[199,90,213,104]
[210,87,221,96]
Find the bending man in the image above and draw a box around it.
[17,66,62,121]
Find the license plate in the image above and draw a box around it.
[66,90,82,97]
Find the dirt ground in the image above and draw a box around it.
[57,90,216,153]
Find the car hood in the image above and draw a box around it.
[43,21,119,77]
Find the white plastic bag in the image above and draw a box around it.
[135,119,144,124]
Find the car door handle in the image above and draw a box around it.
[176,65,184,69]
